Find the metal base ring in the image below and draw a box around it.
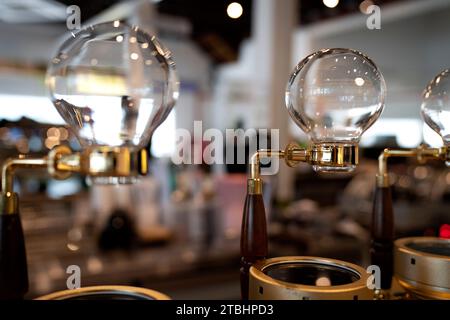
[249,256,372,300]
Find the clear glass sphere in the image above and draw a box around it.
[285,48,386,144]
[46,21,179,150]
[421,69,450,148]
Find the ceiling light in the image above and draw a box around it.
[323,0,339,9]
[227,2,243,19]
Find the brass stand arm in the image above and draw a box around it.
[372,144,447,298]
[1,145,78,215]
[241,149,285,300]
[241,142,358,299]
[0,148,72,300]
[0,144,148,299]
[0,157,49,299]
[1,157,49,215]
[248,149,285,194]
[241,144,310,300]
[377,144,447,187]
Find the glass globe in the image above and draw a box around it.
[46,21,179,150]
[421,69,450,149]
[285,48,386,145]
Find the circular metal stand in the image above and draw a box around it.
[249,256,372,300]
[395,237,450,300]
[36,285,170,300]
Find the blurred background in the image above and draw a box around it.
[0,0,449,299]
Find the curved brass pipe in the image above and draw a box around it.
[377,145,447,187]
[1,145,149,215]
[1,157,48,215]
[248,149,285,194]
[242,142,359,299]
[248,144,310,194]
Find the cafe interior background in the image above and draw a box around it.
[0,0,449,299]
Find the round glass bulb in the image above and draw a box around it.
[46,21,179,150]
[421,69,450,149]
[286,48,386,145]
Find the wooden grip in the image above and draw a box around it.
[0,210,29,299]
[240,193,268,300]
[371,186,394,290]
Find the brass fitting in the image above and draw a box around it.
[376,144,448,188]
[248,149,286,195]
[247,142,359,195]
[1,145,149,215]
[308,143,358,172]
[1,157,48,214]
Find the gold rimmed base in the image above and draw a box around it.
[394,237,450,300]
[36,285,170,300]
[249,256,372,300]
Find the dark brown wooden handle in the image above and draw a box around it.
[371,186,394,290]
[0,209,29,299]
[240,193,268,300]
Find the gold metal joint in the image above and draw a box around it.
[248,149,285,195]
[415,144,441,163]
[284,143,308,167]
[1,156,48,215]
[308,143,358,172]
[416,144,428,164]
[50,146,149,183]
[414,144,448,163]
[76,146,148,184]
[0,192,18,215]
[247,178,263,195]
[48,145,75,180]
[139,148,149,175]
